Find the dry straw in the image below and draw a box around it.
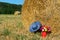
[14,11,20,15]
[21,0,60,36]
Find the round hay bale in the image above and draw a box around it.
[14,11,20,15]
[21,0,60,36]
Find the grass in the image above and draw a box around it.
[2,28,11,36]
[0,14,60,40]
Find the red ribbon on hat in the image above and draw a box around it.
[41,31,47,38]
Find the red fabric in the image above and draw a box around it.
[42,32,47,38]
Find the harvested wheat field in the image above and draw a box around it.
[0,0,60,40]
[0,14,60,40]
[21,0,60,40]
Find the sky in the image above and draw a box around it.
[0,0,24,5]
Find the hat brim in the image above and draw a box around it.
[29,21,42,32]
[30,27,40,32]
[29,25,40,32]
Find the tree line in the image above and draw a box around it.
[0,2,22,14]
